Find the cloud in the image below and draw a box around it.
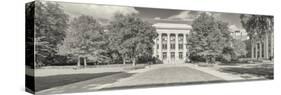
[167,11,222,21]
[167,11,195,21]
[154,17,161,20]
[59,2,139,20]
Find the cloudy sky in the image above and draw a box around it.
[57,1,246,32]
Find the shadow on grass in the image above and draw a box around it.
[27,72,125,92]
[220,67,274,79]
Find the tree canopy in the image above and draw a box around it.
[58,15,108,66]
[240,14,273,39]
[188,13,232,62]
[108,14,158,65]
[34,1,69,66]
[188,12,247,63]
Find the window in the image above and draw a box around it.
[170,44,175,49]
[179,52,183,59]
[178,34,184,42]
[162,44,167,50]
[171,52,175,59]
[157,44,159,49]
[179,44,183,50]
[163,52,167,59]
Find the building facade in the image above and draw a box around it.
[152,23,192,64]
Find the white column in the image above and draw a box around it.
[183,33,187,61]
[259,41,262,59]
[255,43,258,59]
[175,33,178,61]
[271,32,274,57]
[251,39,255,59]
[264,32,269,59]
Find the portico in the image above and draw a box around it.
[153,23,192,64]
[251,32,274,60]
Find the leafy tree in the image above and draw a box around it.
[240,14,274,60]
[188,13,232,63]
[240,14,273,40]
[232,39,247,58]
[58,15,107,67]
[108,14,158,65]
[34,1,69,67]
[243,39,252,57]
[221,39,247,62]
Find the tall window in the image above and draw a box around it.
[170,34,176,50]
[157,44,159,49]
[163,52,167,59]
[178,34,184,50]
[161,34,168,50]
[179,44,183,50]
[179,52,183,59]
[170,44,175,49]
[162,44,167,50]
[171,52,175,59]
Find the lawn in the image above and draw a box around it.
[27,72,129,92]
[220,66,273,79]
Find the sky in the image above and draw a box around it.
[57,1,247,33]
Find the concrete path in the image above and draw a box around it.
[96,64,225,90]
[182,64,244,81]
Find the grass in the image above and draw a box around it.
[28,72,125,92]
[220,67,273,79]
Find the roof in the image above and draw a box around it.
[153,23,192,30]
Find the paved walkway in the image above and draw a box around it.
[183,64,245,81]
[98,64,224,90]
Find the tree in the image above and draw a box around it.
[221,39,247,62]
[232,39,247,58]
[188,13,232,63]
[58,15,107,67]
[240,14,273,39]
[34,1,69,67]
[108,14,158,65]
[243,39,252,57]
[240,14,274,60]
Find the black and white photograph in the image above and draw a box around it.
[25,0,274,94]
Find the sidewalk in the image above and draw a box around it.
[183,64,245,81]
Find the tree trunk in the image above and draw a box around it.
[83,57,87,67]
[132,57,136,66]
[77,56,80,67]
[122,55,126,64]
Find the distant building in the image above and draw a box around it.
[230,30,249,41]
[152,23,192,64]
